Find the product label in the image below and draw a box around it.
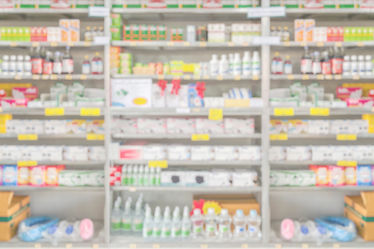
[274,108,294,116]
[45,107,64,116]
[191,134,210,141]
[310,107,330,116]
[122,222,132,231]
[270,134,288,140]
[80,108,101,116]
[193,226,203,233]
[182,229,190,237]
[17,161,38,167]
[148,160,168,168]
[18,134,38,141]
[209,108,223,121]
[111,221,121,230]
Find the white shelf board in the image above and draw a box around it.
[0,107,105,116]
[0,186,103,191]
[0,41,101,47]
[112,74,260,81]
[0,8,90,14]
[271,161,374,166]
[112,40,259,48]
[271,74,374,80]
[0,74,104,80]
[270,107,374,116]
[112,160,261,166]
[272,134,374,140]
[112,185,261,193]
[112,133,261,139]
[112,8,254,14]
[275,41,374,47]
[0,134,103,139]
[271,186,374,191]
[0,160,105,166]
[111,107,262,116]
[286,8,374,14]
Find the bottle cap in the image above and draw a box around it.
[207,208,215,215]
[250,209,258,217]
[193,209,201,215]
[236,209,244,217]
[221,209,229,216]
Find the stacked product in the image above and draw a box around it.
[0,0,104,8]
[112,0,260,8]
[271,0,374,9]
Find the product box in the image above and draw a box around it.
[17,166,30,186]
[328,165,345,187]
[345,166,357,186]
[0,192,30,241]
[2,165,17,186]
[111,78,152,108]
[357,165,372,186]
[309,165,328,186]
[344,192,374,241]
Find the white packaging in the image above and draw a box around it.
[137,118,166,134]
[191,146,214,161]
[89,147,106,161]
[307,120,329,134]
[214,146,238,161]
[286,146,311,161]
[238,146,261,161]
[45,120,67,134]
[59,171,82,186]
[208,170,231,186]
[64,146,88,161]
[167,145,191,161]
[232,170,258,186]
[111,78,152,108]
[269,146,286,161]
[118,145,143,160]
[166,118,195,134]
[117,118,137,134]
[195,118,224,134]
[287,120,308,134]
[42,146,63,161]
[161,171,186,186]
[81,171,105,186]
[28,146,43,161]
[224,118,255,134]
[152,84,166,108]
[142,145,166,160]
[185,171,210,186]
[311,146,333,161]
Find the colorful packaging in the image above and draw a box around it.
[45,165,65,186]
[0,166,3,185]
[304,19,315,42]
[336,87,362,100]
[328,165,345,187]
[69,19,80,42]
[59,19,70,42]
[294,19,305,42]
[29,166,46,187]
[17,166,30,186]
[309,165,329,186]
[2,165,17,186]
[357,165,372,186]
[345,166,357,186]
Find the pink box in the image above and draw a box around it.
[110,176,121,186]
[45,165,65,186]
[328,165,345,187]
[346,98,374,107]
[12,87,38,101]
[336,87,362,100]
[0,98,28,107]
[29,166,46,187]
[309,165,329,186]
[119,146,143,160]
[110,166,122,177]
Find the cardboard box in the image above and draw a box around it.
[0,192,30,241]
[344,192,374,241]
[193,194,260,216]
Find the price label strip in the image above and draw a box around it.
[270,134,288,141]
[80,108,101,116]
[191,134,210,141]
[86,134,105,140]
[18,134,38,141]
[310,107,330,116]
[273,108,294,116]
[337,161,357,167]
[148,160,168,168]
[18,161,38,167]
[45,107,64,116]
[336,134,357,141]
[208,108,223,121]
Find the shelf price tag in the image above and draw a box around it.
[270,134,288,140]
[325,75,333,80]
[333,243,340,248]
[129,244,137,249]
[336,134,357,141]
[275,244,282,248]
[148,160,168,168]
[247,6,286,18]
[167,41,174,46]
[51,74,58,80]
[302,74,310,80]
[32,75,40,80]
[335,42,342,47]
[65,75,73,80]
[216,75,223,80]
[153,244,160,249]
[176,108,190,114]
[353,75,360,80]
[234,75,241,80]
[334,75,342,80]
[183,75,192,80]
[88,6,109,17]
[92,244,99,249]
[310,107,330,116]
[301,244,309,249]
[200,244,208,249]
[18,134,38,141]
[86,134,105,140]
[80,75,87,80]
[199,42,207,47]
[18,161,38,167]
[42,75,49,80]
[287,74,295,80]
[50,42,58,47]
[34,243,41,248]
[191,134,210,141]
[241,244,248,249]
[66,243,72,248]
[209,108,223,121]
[316,74,324,80]
[337,161,357,167]
[316,42,324,47]
[14,75,22,80]
[10,42,17,47]
[357,42,364,47]
[273,108,294,116]
[80,108,101,116]
[183,42,190,46]
[45,107,64,116]
[252,75,259,80]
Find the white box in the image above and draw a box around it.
[269,146,286,161]
[167,145,191,161]
[166,118,195,134]
[208,170,231,186]
[111,78,152,108]
[214,146,238,161]
[195,118,224,134]
[238,146,261,161]
[143,145,166,160]
[191,146,214,161]
[224,118,254,134]
[137,118,166,134]
[232,170,258,186]
[64,146,88,161]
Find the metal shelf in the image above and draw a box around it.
[0,107,105,116]
[271,107,374,116]
[0,74,104,81]
[0,160,105,166]
[271,186,374,191]
[0,134,104,139]
[112,133,261,139]
[0,8,90,14]
[112,41,259,48]
[112,74,260,81]
[274,41,374,47]
[272,133,374,140]
[0,186,103,191]
[112,8,254,14]
[271,74,374,80]
[286,8,374,14]
[111,107,263,116]
[112,185,262,193]
[112,160,261,166]
[0,41,101,47]
[270,161,374,166]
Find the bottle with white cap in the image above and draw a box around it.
[153,206,162,238]
[143,205,153,238]
[191,208,204,239]
[9,55,16,75]
[181,206,191,238]
[233,209,247,239]
[247,209,262,240]
[24,55,32,76]
[144,166,150,186]
[358,55,365,76]
[162,206,172,238]
[242,51,251,77]
[228,53,234,75]
[217,208,231,240]
[122,198,132,232]
[219,54,229,76]
[171,207,182,238]
[252,51,260,77]
[205,208,217,239]
[365,55,373,75]
[343,55,350,76]
[233,53,242,76]
[16,55,24,75]
[351,55,358,75]
[132,199,144,232]
[209,54,219,77]
[2,55,9,75]
[111,197,122,232]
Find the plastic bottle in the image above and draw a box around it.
[242,51,251,77]
[205,208,217,239]
[365,55,373,75]
[2,55,9,75]
[82,55,91,75]
[181,206,191,239]
[252,51,260,77]
[351,55,358,75]
[132,200,144,232]
[219,54,229,76]
[143,206,153,238]
[133,165,139,186]
[32,47,43,75]
[233,209,247,240]
[191,209,204,239]
[217,209,231,240]
[150,167,157,186]
[321,51,331,75]
[312,51,321,75]
[209,54,219,77]
[24,55,32,76]
[233,53,242,76]
[53,51,62,75]
[300,47,312,74]
[228,53,234,75]
[331,47,343,75]
[91,52,103,74]
[284,55,293,75]
[111,197,122,231]
[358,55,365,76]
[127,165,134,185]
[282,26,290,42]
[122,198,132,232]
[156,167,161,186]
[161,206,172,238]
[343,55,351,76]
[152,206,162,238]
[138,165,144,186]
[43,51,53,75]
[16,55,24,75]
[85,26,92,42]
[171,207,182,238]
[271,52,282,75]
[247,210,261,240]
[9,55,16,76]
[62,47,74,74]
[144,167,150,186]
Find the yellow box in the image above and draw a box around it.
[59,19,70,42]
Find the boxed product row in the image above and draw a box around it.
[271,165,374,187]
[270,119,368,135]
[111,49,260,78]
[112,117,254,135]
[113,143,261,161]
[0,146,105,161]
[112,78,262,108]
[270,146,374,161]
[0,0,104,8]
[0,19,80,42]
[4,119,104,135]
[110,165,258,187]
[271,0,374,8]
[0,82,105,108]
[0,165,104,187]
[112,0,259,8]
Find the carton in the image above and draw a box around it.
[69,19,80,42]
[0,192,30,241]
[344,192,374,241]
[59,19,70,42]
[294,19,304,42]
[304,19,315,42]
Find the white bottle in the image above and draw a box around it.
[156,167,161,186]
[228,53,234,75]
[143,206,153,238]
[343,55,351,76]
[122,199,132,232]
[366,55,373,76]
[16,55,24,75]
[358,55,365,76]
[132,200,144,232]
[209,54,219,77]
[133,165,139,186]
[9,55,16,76]
[152,206,162,238]
[24,55,32,76]
[181,206,191,239]
[233,209,247,240]
[138,165,144,186]
[2,55,9,75]
[162,206,172,238]
[150,167,156,186]
[242,51,251,77]
[205,208,217,239]
[219,54,229,76]
[127,166,134,185]
[247,210,261,240]
[144,167,150,186]
[218,209,231,240]
[312,51,321,75]
[351,55,358,75]
[171,207,182,238]
[252,51,260,77]
[111,197,122,231]
[233,53,242,76]
[191,209,204,239]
